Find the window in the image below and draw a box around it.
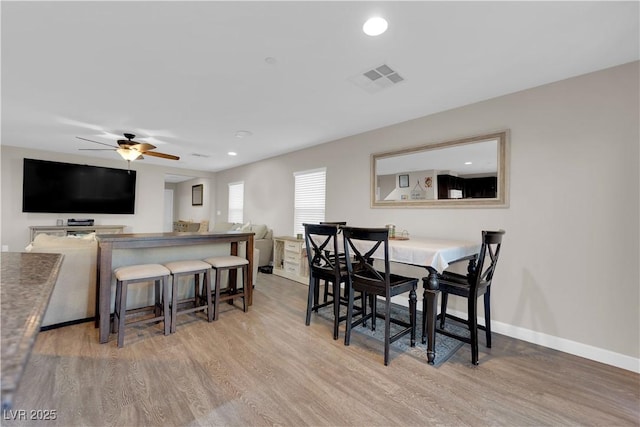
[228,181,244,223]
[294,168,326,236]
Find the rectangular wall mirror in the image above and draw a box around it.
[371,130,509,208]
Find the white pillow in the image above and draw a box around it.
[250,224,268,240]
[212,222,234,232]
[240,222,252,232]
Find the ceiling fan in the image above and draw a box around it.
[77,133,180,163]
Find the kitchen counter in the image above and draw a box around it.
[1,252,63,410]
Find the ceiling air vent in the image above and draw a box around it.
[349,64,405,93]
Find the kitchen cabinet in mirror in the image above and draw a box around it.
[371,130,509,208]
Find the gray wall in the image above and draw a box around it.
[214,62,639,370]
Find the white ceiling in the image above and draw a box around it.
[2,1,638,173]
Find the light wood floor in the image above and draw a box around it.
[5,273,639,426]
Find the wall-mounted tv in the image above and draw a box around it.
[22,158,136,214]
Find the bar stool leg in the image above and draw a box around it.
[113,278,122,334]
[213,267,222,321]
[241,265,248,312]
[170,275,178,334]
[162,276,170,336]
[204,270,213,322]
[117,280,129,348]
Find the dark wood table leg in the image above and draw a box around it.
[422,267,439,365]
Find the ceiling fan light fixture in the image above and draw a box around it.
[363,17,388,36]
[117,148,142,161]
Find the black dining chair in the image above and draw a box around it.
[304,223,362,340]
[428,229,505,365]
[319,221,347,302]
[342,226,418,366]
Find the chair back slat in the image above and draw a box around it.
[303,223,342,280]
[474,230,505,288]
[342,227,391,293]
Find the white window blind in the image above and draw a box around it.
[228,181,244,223]
[294,168,326,236]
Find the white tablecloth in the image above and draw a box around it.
[350,236,480,272]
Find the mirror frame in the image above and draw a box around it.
[371,130,509,208]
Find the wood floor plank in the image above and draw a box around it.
[4,273,639,426]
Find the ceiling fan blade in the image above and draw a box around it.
[131,142,156,152]
[76,136,117,148]
[144,151,180,160]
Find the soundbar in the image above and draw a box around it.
[67,219,94,226]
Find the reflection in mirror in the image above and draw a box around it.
[371,130,508,207]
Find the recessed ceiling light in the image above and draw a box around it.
[228,152,237,156]
[465,161,473,165]
[363,17,388,36]
[235,130,252,138]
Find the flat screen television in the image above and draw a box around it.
[22,158,136,214]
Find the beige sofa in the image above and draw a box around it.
[26,233,98,327]
[211,222,273,267]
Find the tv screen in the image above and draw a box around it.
[22,158,136,214]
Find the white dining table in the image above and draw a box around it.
[348,235,481,364]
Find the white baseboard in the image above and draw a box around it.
[397,298,640,373]
[489,318,640,373]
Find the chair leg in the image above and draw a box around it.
[117,281,128,348]
[313,279,320,313]
[440,292,449,329]
[332,279,340,340]
[361,290,367,327]
[409,288,417,347]
[323,279,329,303]
[469,294,479,365]
[344,282,354,346]
[384,299,391,366]
[484,288,492,348]
[370,295,377,331]
[305,275,316,325]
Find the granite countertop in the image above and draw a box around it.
[1,252,64,410]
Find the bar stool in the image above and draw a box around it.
[163,260,213,332]
[113,264,171,348]
[203,255,249,320]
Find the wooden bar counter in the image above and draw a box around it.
[1,252,63,409]
[95,231,254,344]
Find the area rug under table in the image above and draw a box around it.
[315,301,468,366]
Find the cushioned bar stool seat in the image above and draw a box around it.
[113,264,171,348]
[163,260,213,332]
[203,255,249,320]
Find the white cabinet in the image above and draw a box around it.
[273,236,309,284]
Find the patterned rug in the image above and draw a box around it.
[316,301,468,366]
